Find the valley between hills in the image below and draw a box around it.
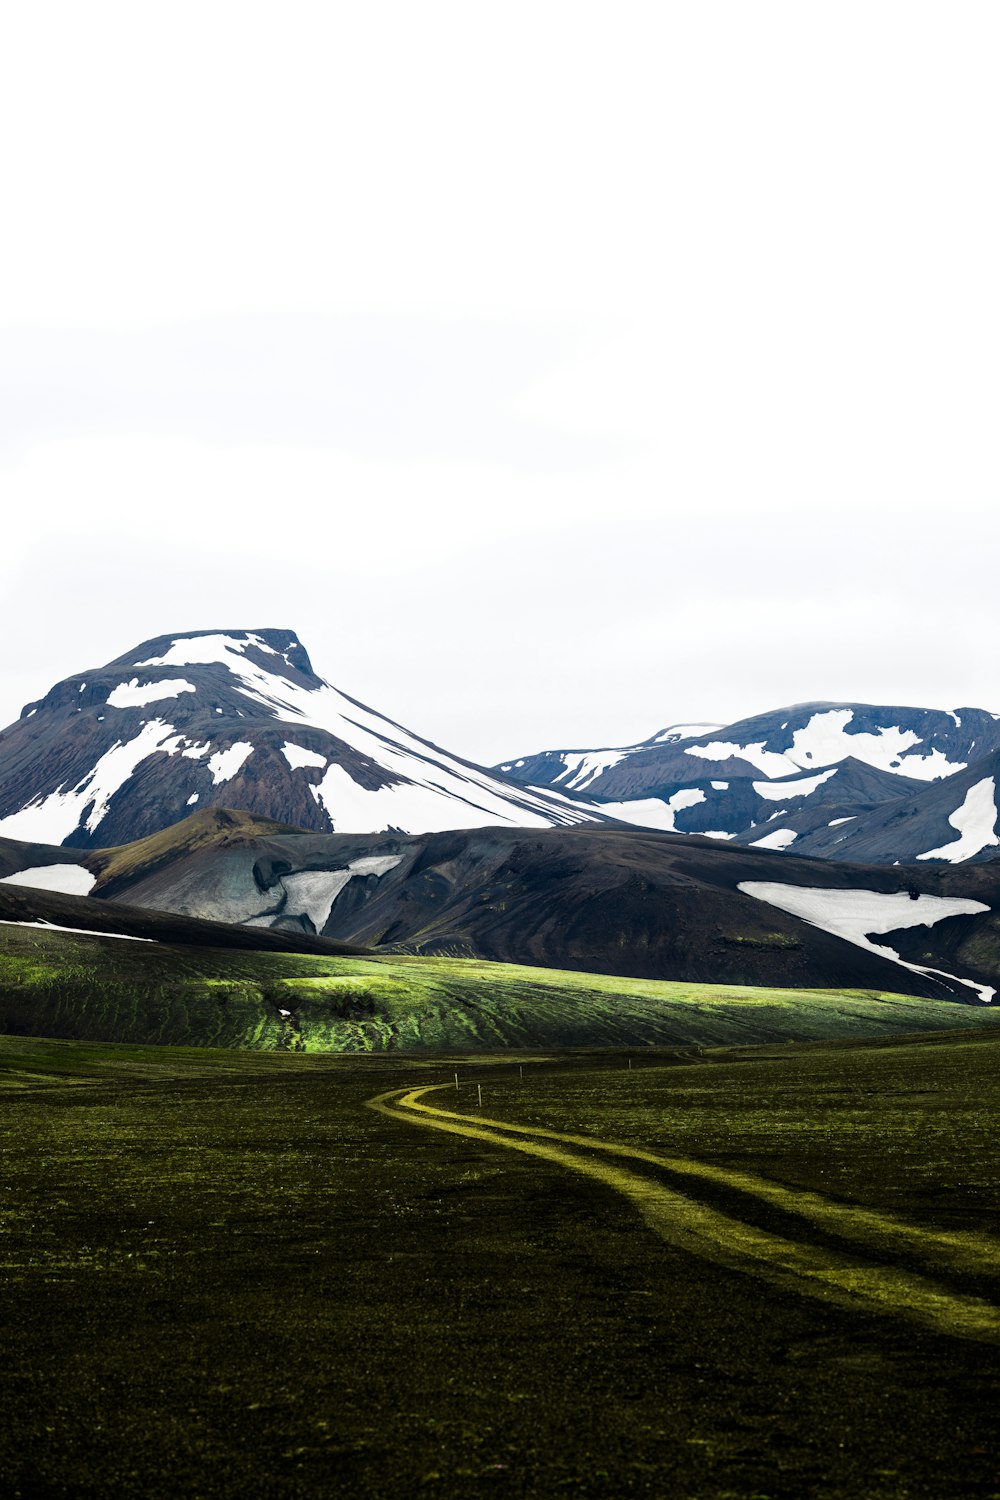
[5,629,1000,1497]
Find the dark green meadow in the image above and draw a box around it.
[3,1032,1000,1498]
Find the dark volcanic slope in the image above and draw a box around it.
[0,879,369,956]
[782,751,1000,865]
[6,813,997,1006]
[0,628,607,849]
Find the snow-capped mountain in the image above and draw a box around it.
[5,640,999,864]
[0,629,612,848]
[497,703,1000,863]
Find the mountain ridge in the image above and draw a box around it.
[497,701,1000,863]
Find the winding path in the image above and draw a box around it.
[368,1082,1000,1343]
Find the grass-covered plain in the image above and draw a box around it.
[4,919,1000,1051]
[3,1032,1000,1497]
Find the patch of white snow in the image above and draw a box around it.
[553,750,627,791]
[685,741,800,777]
[280,742,328,772]
[107,678,197,709]
[282,855,403,932]
[916,778,1000,863]
[207,743,254,785]
[0,920,153,942]
[753,768,837,801]
[593,788,706,833]
[750,829,797,850]
[0,864,96,896]
[652,724,723,744]
[737,882,995,1003]
[786,709,965,780]
[0,719,179,843]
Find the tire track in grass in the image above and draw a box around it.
[367,1085,1000,1343]
[399,1085,1000,1283]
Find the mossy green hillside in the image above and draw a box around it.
[3,921,1000,1050]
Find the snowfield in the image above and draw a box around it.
[0,919,153,942]
[753,768,837,801]
[0,864,96,896]
[917,778,1000,863]
[280,743,328,772]
[207,742,254,785]
[279,856,402,932]
[107,678,197,709]
[738,881,995,1004]
[750,829,797,850]
[686,709,967,781]
[553,750,627,792]
[593,788,706,833]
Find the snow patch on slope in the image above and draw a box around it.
[0,919,153,942]
[107,678,197,709]
[554,750,626,791]
[738,881,994,1003]
[753,768,837,801]
[0,719,179,843]
[784,709,964,779]
[0,864,96,896]
[207,743,254,785]
[281,855,402,932]
[280,743,327,772]
[917,778,1000,863]
[651,724,723,744]
[686,709,966,782]
[750,829,797,850]
[589,788,706,832]
[686,741,799,777]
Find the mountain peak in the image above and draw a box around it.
[112,628,316,681]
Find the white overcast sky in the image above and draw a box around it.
[2,2,999,763]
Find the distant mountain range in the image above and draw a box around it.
[496,704,1000,865]
[0,629,998,866]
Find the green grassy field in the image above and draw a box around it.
[3,1031,1000,1497]
[4,920,1000,1051]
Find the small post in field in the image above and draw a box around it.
[477,1083,483,1108]
[454,1072,459,1091]
[628,1057,632,1071]
[519,1064,523,1081]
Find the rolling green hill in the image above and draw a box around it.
[4,916,1000,1052]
